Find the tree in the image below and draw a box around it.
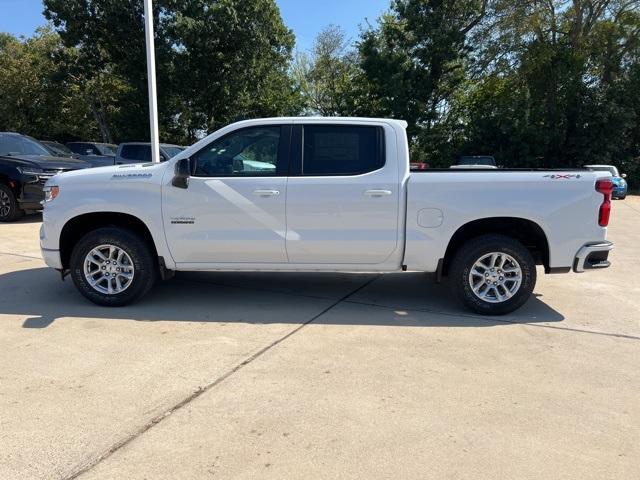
[459,0,640,175]
[43,0,300,143]
[167,0,300,138]
[292,25,359,115]
[355,0,488,165]
[0,27,99,141]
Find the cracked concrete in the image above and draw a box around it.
[0,198,638,479]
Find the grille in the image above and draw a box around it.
[38,169,69,185]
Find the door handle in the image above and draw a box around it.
[252,189,280,197]
[364,189,393,197]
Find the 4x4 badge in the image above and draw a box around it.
[543,174,581,179]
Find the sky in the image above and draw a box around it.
[0,0,389,51]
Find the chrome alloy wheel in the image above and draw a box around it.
[83,244,135,295]
[468,252,522,303]
[0,190,10,217]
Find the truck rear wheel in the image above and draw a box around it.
[70,227,157,306]
[450,234,536,315]
[0,184,24,222]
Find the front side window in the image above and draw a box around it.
[302,125,384,176]
[192,126,280,177]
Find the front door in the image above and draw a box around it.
[162,125,291,264]
[285,123,400,264]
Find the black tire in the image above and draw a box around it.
[0,184,25,222]
[70,227,157,306]
[449,234,537,315]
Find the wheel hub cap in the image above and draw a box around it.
[83,244,135,295]
[469,252,522,303]
[0,191,9,217]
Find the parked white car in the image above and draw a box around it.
[40,117,614,314]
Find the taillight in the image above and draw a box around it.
[595,179,613,227]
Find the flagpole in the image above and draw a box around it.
[143,0,160,163]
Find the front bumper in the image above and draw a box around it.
[18,177,46,210]
[41,248,63,269]
[40,224,63,269]
[573,241,613,273]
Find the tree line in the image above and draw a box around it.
[1,0,639,185]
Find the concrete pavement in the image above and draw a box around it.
[0,198,638,479]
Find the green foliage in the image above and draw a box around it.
[455,0,640,187]
[355,0,489,163]
[167,0,300,135]
[38,0,298,144]
[292,25,359,116]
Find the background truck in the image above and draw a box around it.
[39,118,614,314]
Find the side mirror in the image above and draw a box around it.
[172,158,190,189]
[622,173,627,179]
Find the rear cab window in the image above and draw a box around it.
[295,125,385,176]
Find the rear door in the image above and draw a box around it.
[285,122,400,264]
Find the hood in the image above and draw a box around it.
[1,154,91,170]
[54,160,167,183]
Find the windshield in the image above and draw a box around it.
[96,144,117,155]
[0,134,50,156]
[162,146,185,159]
[43,141,74,156]
[588,166,619,176]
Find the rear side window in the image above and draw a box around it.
[120,145,150,162]
[302,125,384,176]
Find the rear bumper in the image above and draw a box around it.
[573,241,613,273]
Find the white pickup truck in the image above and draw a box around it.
[40,117,614,314]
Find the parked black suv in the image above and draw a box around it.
[0,133,90,222]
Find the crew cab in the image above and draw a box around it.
[39,118,614,314]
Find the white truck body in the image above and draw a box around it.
[40,117,614,314]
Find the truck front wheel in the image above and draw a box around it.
[450,234,536,315]
[70,227,157,306]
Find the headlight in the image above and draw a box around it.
[17,166,44,175]
[43,185,59,202]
